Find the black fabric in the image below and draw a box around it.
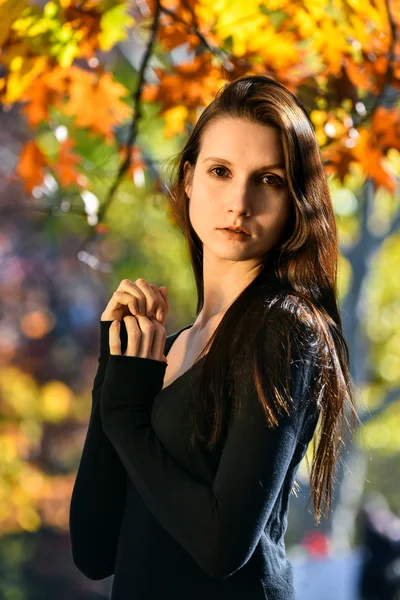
[69,319,320,600]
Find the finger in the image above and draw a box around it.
[109,320,121,355]
[134,279,160,318]
[124,316,167,362]
[149,318,167,362]
[149,284,168,323]
[113,290,140,316]
[119,279,157,317]
[117,279,147,315]
[157,286,169,320]
[133,280,166,321]
[128,315,154,358]
[123,315,141,357]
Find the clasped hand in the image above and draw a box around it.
[101,278,169,364]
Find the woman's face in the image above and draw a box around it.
[184,117,293,267]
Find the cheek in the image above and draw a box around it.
[273,196,294,241]
[258,195,292,240]
[188,196,207,232]
[188,187,214,219]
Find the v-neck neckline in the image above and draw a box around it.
[158,322,206,395]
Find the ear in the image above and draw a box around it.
[183,160,192,198]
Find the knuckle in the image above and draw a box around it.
[135,277,147,285]
[123,315,135,322]
[124,316,139,328]
[141,320,154,332]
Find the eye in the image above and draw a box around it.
[209,167,283,187]
[261,174,283,187]
[209,166,229,178]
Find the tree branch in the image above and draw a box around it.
[76,0,162,255]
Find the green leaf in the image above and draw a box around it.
[35,130,60,159]
[98,3,135,51]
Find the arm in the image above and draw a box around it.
[99,320,320,580]
[69,321,128,580]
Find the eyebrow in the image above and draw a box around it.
[202,156,286,172]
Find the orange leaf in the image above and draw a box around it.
[22,78,53,127]
[372,107,400,152]
[52,139,80,187]
[62,67,131,142]
[353,129,397,192]
[322,143,354,185]
[16,140,47,193]
[21,66,68,127]
[22,66,130,142]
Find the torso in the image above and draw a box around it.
[161,324,215,390]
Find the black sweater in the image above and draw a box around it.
[69,319,320,600]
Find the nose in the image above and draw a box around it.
[226,186,252,215]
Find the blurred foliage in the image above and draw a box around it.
[0,0,399,194]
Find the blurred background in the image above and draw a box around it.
[0,1,399,598]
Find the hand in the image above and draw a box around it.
[101,278,169,326]
[109,315,168,363]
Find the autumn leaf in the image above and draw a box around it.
[98,3,135,51]
[51,138,81,187]
[354,129,398,193]
[2,55,48,105]
[22,65,131,141]
[21,76,58,127]
[16,140,47,193]
[322,142,355,185]
[62,1,102,59]
[2,0,400,195]
[163,105,189,137]
[373,107,400,152]
[0,0,28,47]
[62,67,131,141]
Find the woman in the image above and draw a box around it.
[69,74,359,599]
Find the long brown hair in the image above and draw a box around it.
[162,74,360,525]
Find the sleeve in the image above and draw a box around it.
[99,324,319,580]
[69,321,128,581]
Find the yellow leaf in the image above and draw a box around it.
[3,56,47,104]
[98,3,135,51]
[0,0,28,47]
[163,105,188,137]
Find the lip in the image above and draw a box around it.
[218,229,251,241]
[219,227,250,236]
